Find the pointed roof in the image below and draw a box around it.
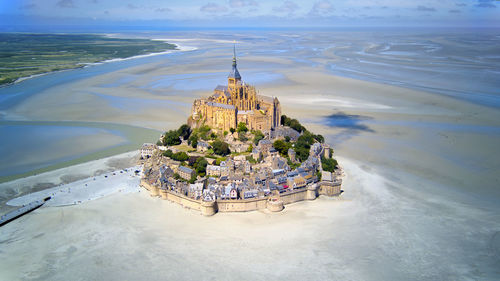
[228,43,241,80]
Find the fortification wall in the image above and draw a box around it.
[141,182,339,215]
[280,189,308,204]
[216,197,267,212]
[165,191,201,211]
[140,180,159,197]
[318,182,342,196]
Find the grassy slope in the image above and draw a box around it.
[0,33,176,85]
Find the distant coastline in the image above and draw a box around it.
[0,33,195,87]
[9,43,196,86]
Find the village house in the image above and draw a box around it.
[141,143,157,159]
[188,182,204,199]
[206,164,221,177]
[293,175,307,189]
[178,166,195,181]
[258,139,273,155]
[197,141,211,152]
[288,148,297,163]
[251,147,261,161]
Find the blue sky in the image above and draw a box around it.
[1,0,499,29]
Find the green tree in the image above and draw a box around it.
[230,127,236,134]
[281,115,305,133]
[189,133,199,148]
[162,149,173,158]
[212,140,230,156]
[197,125,211,140]
[237,122,248,133]
[189,173,197,184]
[321,157,338,172]
[314,134,324,143]
[177,124,191,140]
[253,130,265,145]
[288,119,305,133]
[273,139,292,157]
[172,152,189,162]
[281,115,290,126]
[194,157,208,176]
[163,130,181,146]
[294,146,310,162]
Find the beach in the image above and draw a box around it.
[1,30,499,280]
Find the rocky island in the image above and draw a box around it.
[140,47,343,216]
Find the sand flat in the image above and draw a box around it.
[1,157,498,280]
[1,31,499,280]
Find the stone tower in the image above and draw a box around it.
[228,44,241,93]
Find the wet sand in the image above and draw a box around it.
[0,157,498,280]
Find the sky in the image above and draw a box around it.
[1,0,499,30]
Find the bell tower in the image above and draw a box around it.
[228,43,241,95]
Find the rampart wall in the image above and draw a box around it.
[140,179,341,216]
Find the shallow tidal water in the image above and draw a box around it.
[0,29,499,280]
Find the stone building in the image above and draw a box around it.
[188,46,281,133]
[206,164,221,177]
[140,143,157,159]
[178,166,195,181]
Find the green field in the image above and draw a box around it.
[0,33,176,85]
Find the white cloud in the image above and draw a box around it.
[272,1,299,14]
[200,2,228,13]
[310,1,334,16]
[229,0,258,8]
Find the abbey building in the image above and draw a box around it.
[188,46,281,133]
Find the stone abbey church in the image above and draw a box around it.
[188,47,281,133]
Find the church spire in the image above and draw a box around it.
[232,43,237,67]
[228,41,241,80]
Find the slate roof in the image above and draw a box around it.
[178,166,194,174]
[207,102,236,110]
